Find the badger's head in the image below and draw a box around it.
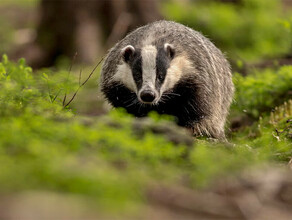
[113,43,188,105]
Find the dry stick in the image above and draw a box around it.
[64,56,104,108]
[63,52,78,106]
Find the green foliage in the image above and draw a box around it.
[232,66,292,118]
[162,0,292,61]
[270,100,292,142]
[0,55,73,117]
[0,57,291,212]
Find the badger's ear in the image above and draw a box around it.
[164,43,175,59]
[121,45,135,63]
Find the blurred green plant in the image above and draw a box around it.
[162,0,292,62]
[270,100,292,141]
[0,56,291,213]
[0,55,77,117]
[232,66,292,118]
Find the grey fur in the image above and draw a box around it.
[100,20,234,139]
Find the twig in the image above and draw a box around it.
[63,52,78,106]
[64,56,104,108]
[52,88,63,103]
[80,57,104,87]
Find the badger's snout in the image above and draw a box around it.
[139,90,156,103]
[139,89,157,104]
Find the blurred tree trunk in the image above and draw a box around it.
[15,0,162,68]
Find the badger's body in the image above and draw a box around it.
[100,20,234,139]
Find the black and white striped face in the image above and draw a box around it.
[114,43,182,104]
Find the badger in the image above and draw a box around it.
[100,20,234,139]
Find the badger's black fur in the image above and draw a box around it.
[100,20,234,139]
[102,76,207,126]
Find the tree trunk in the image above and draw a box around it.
[15,0,162,68]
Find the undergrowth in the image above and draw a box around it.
[0,56,291,211]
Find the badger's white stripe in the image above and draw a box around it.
[113,62,137,92]
[161,54,194,93]
[141,45,157,90]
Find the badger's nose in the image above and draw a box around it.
[140,90,156,103]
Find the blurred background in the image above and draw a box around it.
[0,0,291,219]
[2,0,292,69]
[1,0,292,116]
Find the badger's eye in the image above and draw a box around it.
[157,74,164,81]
